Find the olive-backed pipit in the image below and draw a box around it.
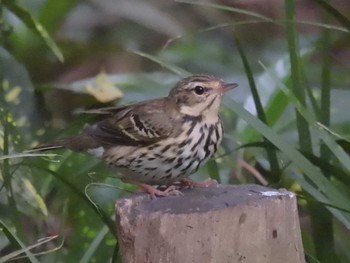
[35,74,238,197]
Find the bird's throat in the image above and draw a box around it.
[179,97,221,123]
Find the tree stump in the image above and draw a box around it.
[115,184,305,263]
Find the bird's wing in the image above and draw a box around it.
[80,99,160,115]
[79,106,129,115]
[83,99,175,147]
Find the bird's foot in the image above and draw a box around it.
[178,178,218,189]
[140,184,183,199]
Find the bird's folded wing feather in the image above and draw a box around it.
[83,99,175,147]
[79,99,162,115]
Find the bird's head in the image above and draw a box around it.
[168,74,238,118]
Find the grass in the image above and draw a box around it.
[1,0,350,262]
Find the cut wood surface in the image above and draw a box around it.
[115,184,305,263]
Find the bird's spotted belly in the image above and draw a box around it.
[112,121,223,185]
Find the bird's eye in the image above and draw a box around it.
[194,86,205,95]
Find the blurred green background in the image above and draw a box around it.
[1,0,350,262]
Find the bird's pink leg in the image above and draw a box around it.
[139,183,183,199]
[179,178,218,189]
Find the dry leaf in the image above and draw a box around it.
[86,72,123,103]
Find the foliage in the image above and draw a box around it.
[1,0,350,262]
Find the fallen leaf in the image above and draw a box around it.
[85,72,123,103]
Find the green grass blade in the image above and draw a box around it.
[264,90,289,127]
[176,0,273,22]
[298,195,350,214]
[294,20,348,33]
[79,226,109,263]
[314,0,350,31]
[0,110,24,238]
[25,164,116,237]
[39,0,78,33]
[296,51,320,116]
[132,50,190,77]
[302,153,350,186]
[0,219,40,263]
[234,36,266,124]
[111,242,121,263]
[312,17,335,261]
[185,0,349,33]
[301,71,320,117]
[260,61,350,173]
[0,152,57,161]
[234,34,281,183]
[226,98,350,228]
[206,159,220,183]
[319,16,332,168]
[284,0,312,153]
[239,141,350,186]
[3,0,64,62]
[0,235,59,262]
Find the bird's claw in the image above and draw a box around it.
[178,178,218,189]
[140,184,183,199]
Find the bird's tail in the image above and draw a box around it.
[27,139,67,153]
[28,134,99,153]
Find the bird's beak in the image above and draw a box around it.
[220,82,238,94]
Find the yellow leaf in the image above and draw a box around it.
[86,73,123,103]
[5,86,22,103]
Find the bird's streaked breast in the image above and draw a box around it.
[107,116,224,185]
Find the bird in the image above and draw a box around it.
[34,74,238,198]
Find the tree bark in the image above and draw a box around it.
[115,184,305,263]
